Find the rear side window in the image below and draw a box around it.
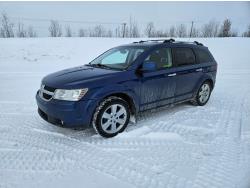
[173,48,196,66]
[195,48,213,63]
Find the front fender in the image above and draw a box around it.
[86,84,140,113]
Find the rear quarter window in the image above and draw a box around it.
[194,48,214,63]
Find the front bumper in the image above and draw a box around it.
[36,91,97,128]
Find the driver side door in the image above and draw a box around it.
[139,47,177,111]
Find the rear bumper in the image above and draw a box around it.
[36,91,98,128]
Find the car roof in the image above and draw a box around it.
[119,39,208,50]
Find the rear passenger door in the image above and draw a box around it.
[172,47,203,102]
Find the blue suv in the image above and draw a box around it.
[36,39,217,138]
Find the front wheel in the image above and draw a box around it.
[191,81,212,106]
[92,96,130,138]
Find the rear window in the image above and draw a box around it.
[195,48,213,63]
[173,48,196,66]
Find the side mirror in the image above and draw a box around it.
[141,61,157,72]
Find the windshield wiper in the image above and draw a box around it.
[88,63,112,69]
[88,63,124,71]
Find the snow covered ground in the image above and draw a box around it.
[0,37,250,188]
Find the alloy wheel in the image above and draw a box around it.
[101,104,127,134]
[198,83,211,104]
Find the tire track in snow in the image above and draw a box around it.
[0,128,194,188]
[193,139,249,188]
[192,88,250,188]
[1,83,249,188]
[82,88,250,188]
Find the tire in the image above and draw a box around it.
[92,96,130,138]
[191,81,212,106]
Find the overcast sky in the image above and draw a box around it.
[0,1,249,36]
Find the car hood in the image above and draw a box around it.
[42,65,121,88]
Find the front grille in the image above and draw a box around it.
[39,85,55,101]
[43,93,52,100]
[44,85,56,92]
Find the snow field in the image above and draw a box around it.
[0,37,250,188]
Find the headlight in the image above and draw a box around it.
[53,88,88,101]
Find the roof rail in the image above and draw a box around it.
[173,41,204,46]
[133,40,145,43]
[193,41,203,46]
[132,39,203,46]
[133,38,175,44]
[163,38,175,43]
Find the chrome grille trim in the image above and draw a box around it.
[39,85,54,101]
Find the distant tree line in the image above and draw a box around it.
[144,19,240,38]
[0,13,37,38]
[1,13,250,38]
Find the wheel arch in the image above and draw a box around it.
[103,92,137,116]
[192,76,214,99]
[205,78,214,90]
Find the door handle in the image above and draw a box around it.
[196,68,203,72]
[168,73,176,77]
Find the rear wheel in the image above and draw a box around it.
[92,96,130,138]
[191,81,212,106]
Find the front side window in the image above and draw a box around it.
[90,47,145,70]
[145,48,172,69]
[173,48,196,66]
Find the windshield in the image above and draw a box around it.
[89,47,145,70]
